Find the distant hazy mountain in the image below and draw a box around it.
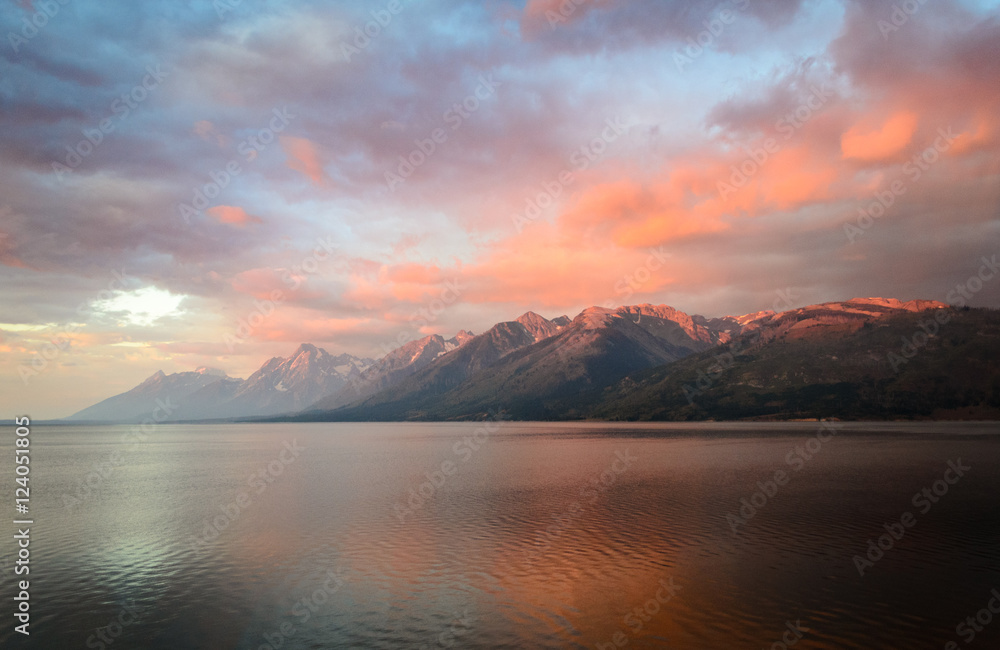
[66,367,237,422]
[194,344,374,419]
[66,346,374,422]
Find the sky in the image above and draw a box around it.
[2,0,999,418]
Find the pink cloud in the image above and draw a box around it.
[842,111,920,162]
[206,205,261,227]
[280,136,330,186]
[254,310,373,343]
[521,0,617,36]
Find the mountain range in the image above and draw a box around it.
[65,298,1000,422]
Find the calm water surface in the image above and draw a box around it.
[2,422,999,649]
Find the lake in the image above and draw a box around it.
[2,421,999,649]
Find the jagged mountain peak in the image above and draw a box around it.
[575,306,616,327]
[292,343,321,357]
[515,311,566,342]
[515,310,548,324]
[142,369,167,383]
